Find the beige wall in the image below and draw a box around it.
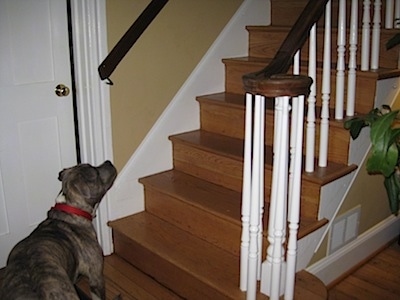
[309,156,391,264]
[106,0,243,170]
[309,98,400,264]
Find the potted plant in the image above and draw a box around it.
[344,105,400,214]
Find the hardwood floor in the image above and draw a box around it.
[93,240,400,299]
[79,240,400,299]
[1,241,399,299]
[328,241,400,299]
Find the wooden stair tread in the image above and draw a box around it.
[109,212,327,299]
[197,92,249,108]
[77,254,182,300]
[170,129,245,160]
[104,254,182,299]
[139,169,328,239]
[170,130,357,185]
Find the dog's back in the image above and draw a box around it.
[0,218,84,300]
[1,270,37,300]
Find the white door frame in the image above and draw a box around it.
[70,0,114,255]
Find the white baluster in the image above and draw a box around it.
[335,0,346,119]
[395,0,400,27]
[285,94,305,300]
[319,0,331,168]
[264,96,280,298]
[347,0,358,117]
[284,54,301,300]
[261,96,290,299]
[257,95,265,281]
[272,96,289,299]
[361,0,371,70]
[246,95,264,300]
[293,51,300,76]
[371,0,381,69]
[386,0,394,28]
[290,51,300,175]
[305,24,316,172]
[240,93,253,291]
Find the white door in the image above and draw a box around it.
[0,0,77,267]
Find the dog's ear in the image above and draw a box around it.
[58,167,73,182]
[58,169,67,181]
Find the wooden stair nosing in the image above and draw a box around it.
[169,129,357,186]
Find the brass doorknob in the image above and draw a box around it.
[55,84,70,97]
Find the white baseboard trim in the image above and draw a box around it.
[306,214,400,286]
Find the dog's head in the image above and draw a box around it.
[57,161,117,212]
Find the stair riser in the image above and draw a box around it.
[198,100,351,165]
[248,28,399,70]
[199,101,245,140]
[172,142,321,219]
[173,142,242,192]
[144,187,241,256]
[112,231,230,300]
[271,0,392,29]
[271,0,311,27]
[224,59,377,115]
[271,0,353,27]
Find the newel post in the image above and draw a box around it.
[240,74,312,300]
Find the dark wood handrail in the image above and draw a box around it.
[243,0,329,94]
[98,0,169,85]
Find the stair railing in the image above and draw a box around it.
[98,0,169,84]
[240,0,399,299]
[241,74,312,300]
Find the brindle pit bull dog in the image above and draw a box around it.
[0,161,117,300]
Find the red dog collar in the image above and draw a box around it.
[51,203,93,221]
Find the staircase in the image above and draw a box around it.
[108,1,400,299]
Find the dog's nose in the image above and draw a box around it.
[102,160,112,167]
[101,160,117,173]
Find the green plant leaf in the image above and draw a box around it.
[384,174,400,214]
[367,142,398,176]
[344,118,366,139]
[369,110,398,144]
[389,128,400,146]
[366,111,399,177]
[346,107,400,215]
